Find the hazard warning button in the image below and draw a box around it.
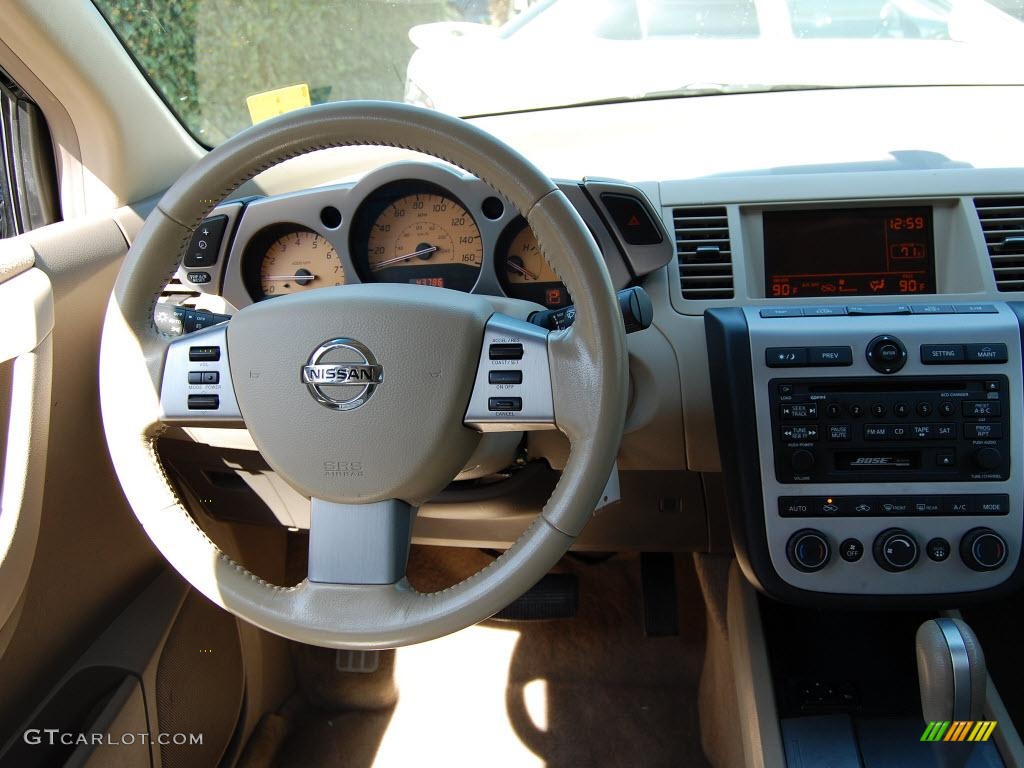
[600,193,664,246]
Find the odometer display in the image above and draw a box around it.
[764,206,935,298]
[353,182,483,292]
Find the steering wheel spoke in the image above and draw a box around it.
[463,313,556,432]
[308,498,416,585]
[159,322,243,426]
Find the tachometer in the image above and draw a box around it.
[352,182,483,292]
[496,220,571,309]
[255,226,343,299]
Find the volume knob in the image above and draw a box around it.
[790,449,816,474]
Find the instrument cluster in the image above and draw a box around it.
[190,162,668,313]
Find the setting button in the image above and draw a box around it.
[488,370,523,385]
[488,397,523,412]
[920,344,964,364]
[965,343,1008,364]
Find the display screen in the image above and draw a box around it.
[764,207,935,298]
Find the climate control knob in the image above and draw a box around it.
[787,529,831,573]
[972,447,1003,472]
[873,528,919,572]
[960,528,1008,572]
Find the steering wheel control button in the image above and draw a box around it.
[600,193,663,246]
[187,371,219,385]
[766,347,807,367]
[874,528,919,572]
[183,214,228,268]
[488,370,523,385]
[965,343,1008,363]
[488,397,523,412]
[302,338,384,412]
[787,530,831,573]
[840,538,864,562]
[188,345,220,362]
[186,270,212,285]
[866,335,907,374]
[960,528,1008,571]
[921,344,964,364]
[489,342,524,361]
[926,538,951,562]
[187,394,219,410]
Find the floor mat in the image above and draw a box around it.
[276,548,711,768]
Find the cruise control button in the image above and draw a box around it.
[489,343,524,360]
[920,344,964,364]
[487,397,523,412]
[488,370,523,385]
[965,343,1008,363]
[766,347,807,367]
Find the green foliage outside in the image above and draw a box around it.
[92,0,456,145]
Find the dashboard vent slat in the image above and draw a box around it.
[975,197,1024,291]
[673,206,733,300]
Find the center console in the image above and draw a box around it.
[706,302,1024,603]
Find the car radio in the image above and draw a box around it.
[705,302,1024,603]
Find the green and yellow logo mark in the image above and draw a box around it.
[921,721,997,742]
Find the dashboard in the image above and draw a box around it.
[162,85,1024,607]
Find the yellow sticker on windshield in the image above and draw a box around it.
[246,84,312,125]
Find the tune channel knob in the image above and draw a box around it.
[960,528,1008,572]
[787,529,831,573]
[873,528,919,572]
[973,447,1003,471]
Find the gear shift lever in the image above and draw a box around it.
[916,618,987,723]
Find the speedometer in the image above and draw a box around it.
[352,181,483,292]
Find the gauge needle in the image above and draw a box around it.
[263,275,319,280]
[371,245,437,270]
[507,261,539,280]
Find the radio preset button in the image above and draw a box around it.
[826,403,842,418]
[939,401,956,417]
[848,404,865,418]
[963,401,1001,418]
[917,402,933,417]
[871,403,886,417]
[894,403,909,417]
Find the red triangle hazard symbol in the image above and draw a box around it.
[627,215,641,226]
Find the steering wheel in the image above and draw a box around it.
[99,101,628,648]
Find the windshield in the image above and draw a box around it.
[93,0,1024,146]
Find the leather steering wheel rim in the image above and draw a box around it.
[99,101,628,648]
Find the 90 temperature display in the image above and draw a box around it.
[764,206,935,298]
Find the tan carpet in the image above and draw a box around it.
[275,548,711,768]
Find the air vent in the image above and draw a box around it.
[975,197,1024,291]
[673,206,733,299]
